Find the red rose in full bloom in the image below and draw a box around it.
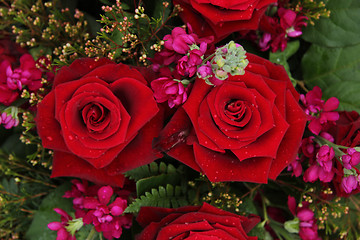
[36,58,162,187]
[173,0,276,42]
[136,202,260,240]
[155,53,307,183]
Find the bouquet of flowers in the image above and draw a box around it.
[1,0,360,239]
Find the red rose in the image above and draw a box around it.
[136,202,260,240]
[173,0,276,42]
[327,111,360,147]
[36,58,162,187]
[155,53,307,183]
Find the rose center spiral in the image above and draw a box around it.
[82,103,109,132]
[225,100,246,122]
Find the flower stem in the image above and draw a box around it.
[86,227,97,240]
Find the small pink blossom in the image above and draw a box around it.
[287,156,303,177]
[0,54,42,105]
[176,42,207,77]
[303,164,335,183]
[1,112,19,129]
[341,175,358,194]
[341,148,360,170]
[301,137,316,158]
[287,196,321,240]
[258,8,308,52]
[48,208,76,240]
[316,145,334,172]
[82,186,131,240]
[151,77,189,108]
[301,86,339,135]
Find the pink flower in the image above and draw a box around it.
[176,42,207,77]
[151,77,189,108]
[301,86,339,135]
[48,208,76,240]
[316,145,334,172]
[278,8,308,38]
[287,156,303,177]
[163,27,196,54]
[258,7,308,52]
[82,186,131,240]
[341,175,358,194]
[301,137,316,158]
[0,54,42,105]
[303,164,335,183]
[1,112,19,129]
[288,196,321,240]
[341,148,360,170]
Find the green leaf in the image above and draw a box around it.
[322,81,360,113]
[25,182,73,240]
[136,172,181,196]
[125,162,182,182]
[269,221,301,240]
[269,41,300,86]
[302,43,360,112]
[302,0,360,47]
[1,178,19,195]
[124,184,188,213]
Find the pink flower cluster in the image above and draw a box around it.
[150,25,213,108]
[258,7,308,52]
[301,86,339,135]
[48,180,132,240]
[0,54,42,105]
[288,86,360,196]
[0,111,19,129]
[288,196,321,240]
[48,208,77,240]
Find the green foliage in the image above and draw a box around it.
[125,161,183,196]
[269,40,300,86]
[124,184,189,213]
[25,182,73,240]
[302,0,360,47]
[302,0,360,113]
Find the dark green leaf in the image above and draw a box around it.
[302,43,360,111]
[25,182,73,240]
[269,41,300,86]
[302,0,360,47]
[322,81,360,113]
[136,172,181,196]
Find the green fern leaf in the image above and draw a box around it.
[124,184,189,213]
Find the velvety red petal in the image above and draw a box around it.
[264,77,287,117]
[204,7,268,39]
[110,77,159,139]
[157,221,214,239]
[83,63,147,85]
[36,91,68,151]
[191,1,257,24]
[232,106,289,161]
[104,109,164,174]
[187,229,241,240]
[268,90,307,179]
[54,77,108,122]
[262,59,299,100]
[53,58,113,87]
[51,151,125,187]
[194,143,272,183]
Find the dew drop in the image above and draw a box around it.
[68,135,74,140]
[46,136,53,141]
